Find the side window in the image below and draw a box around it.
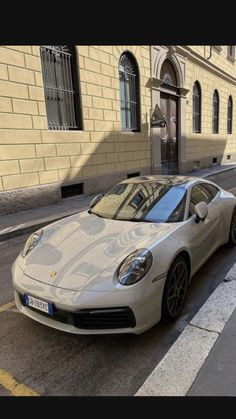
[200,183,219,202]
[188,184,210,218]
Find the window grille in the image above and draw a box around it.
[212,90,219,134]
[227,95,233,134]
[192,81,201,133]
[40,45,82,130]
[127,172,140,178]
[119,53,140,131]
[61,183,83,199]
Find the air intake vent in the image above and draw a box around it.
[127,172,140,179]
[74,307,136,329]
[61,183,84,199]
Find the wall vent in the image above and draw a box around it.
[212,157,217,164]
[227,154,231,160]
[127,172,140,179]
[61,183,84,199]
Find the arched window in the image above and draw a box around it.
[192,81,201,133]
[40,45,82,130]
[212,90,219,134]
[227,95,233,134]
[119,53,140,131]
[160,59,177,86]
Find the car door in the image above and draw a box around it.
[185,182,221,274]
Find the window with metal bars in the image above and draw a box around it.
[119,53,140,132]
[40,46,82,130]
[212,90,219,134]
[227,95,233,134]
[192,81,201,133]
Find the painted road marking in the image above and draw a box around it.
[0,301,15,313]
[0,368,39,397]
[136,263,236,396]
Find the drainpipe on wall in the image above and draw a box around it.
[207,46,213,60]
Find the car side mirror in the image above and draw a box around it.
[194,201,208,223]
[89,193,104,209]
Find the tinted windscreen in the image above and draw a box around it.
[91,182,187,223]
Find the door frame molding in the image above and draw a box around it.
[150,46,189,175]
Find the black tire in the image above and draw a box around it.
[161,255,189,323]
[228,207,236,247]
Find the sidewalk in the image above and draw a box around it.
[136,265,236,397]
[1,161,236,243]
[0,193,96,242]
[187,306,236,396]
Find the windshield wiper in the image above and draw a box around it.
[88,210,105,218]
[115,217,152,223]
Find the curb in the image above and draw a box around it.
[198,164,236,179]
[0,212,77,243]
[135,263,236,396]
[0,205,89,243]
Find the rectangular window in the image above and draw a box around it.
[40,46,82,130]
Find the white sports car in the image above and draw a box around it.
[12,175,236,335]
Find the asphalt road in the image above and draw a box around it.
[207,168,236,190]
[1,170,236,396]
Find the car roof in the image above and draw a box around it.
[121,175,204,186]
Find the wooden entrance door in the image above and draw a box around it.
[160,92,178,175]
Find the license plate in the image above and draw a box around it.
[23,294,53,315]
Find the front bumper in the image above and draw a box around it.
[12,260,166,335]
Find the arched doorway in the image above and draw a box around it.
[159,59,179,175]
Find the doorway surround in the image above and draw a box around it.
[150,46,189,175]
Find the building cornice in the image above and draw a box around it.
[176,45,236,86]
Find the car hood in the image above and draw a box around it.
[23,211,178,291]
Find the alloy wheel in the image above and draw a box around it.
[166,260,189,318]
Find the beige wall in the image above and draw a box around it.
[2,44,236,212]
[0,45,151,195]
[185,45,236,168]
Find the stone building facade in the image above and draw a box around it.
[0,45,236,214]
[0,45,151,214]
[150,45,236,175]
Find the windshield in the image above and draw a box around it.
[91,181,187,223]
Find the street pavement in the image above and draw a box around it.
[1,162,236,396]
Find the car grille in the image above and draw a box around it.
[18,293,136,330]
[73,308,136,329]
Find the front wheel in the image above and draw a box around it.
[228,207,236,247]
[161,256,189,322]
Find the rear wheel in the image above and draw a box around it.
[161,256,189,322]
[228,207,236,247]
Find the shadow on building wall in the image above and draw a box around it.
[0,132,229,215]
[0,120,152,215]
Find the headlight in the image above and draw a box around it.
[116,248,153,286]
[21,229,43,258]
